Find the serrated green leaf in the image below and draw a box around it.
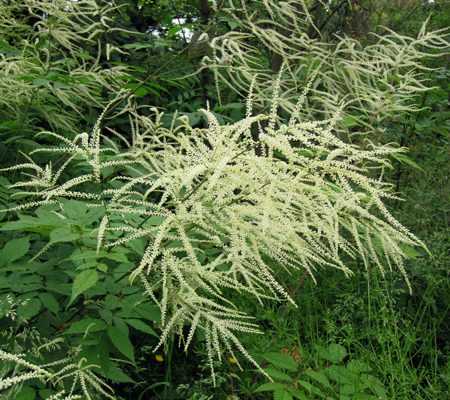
[50,226,80,244]
[254,382,286,393]
[298,380,325,397]
[135,303,161,322]
[400,244,422,259]
[366,375,387,398]
[107,325,135,363]
[125,318,158,337]
[103,363,134,383]
[61,200,88,218]
[64,318,107,335]
[264,367,293,382]
[262,352,298,371]
[17,298,41,320]
[274,389,293,400]
[32,78,50,87]
[288,388,308,400]
[325,365,354,384]
[147,215,165,225]
[341,383,358,396]
[38,292,59,314]
[346,360,371,374]
[392,153,424,172]
[69,269,98,306]
[304,369,332,389]
[318,344,347,364]
[0,237,30,266]
[342,114,360,128]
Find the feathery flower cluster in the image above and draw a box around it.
[2,87,425,381]
[204,0,449,138]
[0,0,128,134]
[0,349,114,399]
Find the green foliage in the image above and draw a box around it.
[254,344,387,400]
[0,197,162,398]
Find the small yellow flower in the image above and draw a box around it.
[154,354,164,363]
[228,356,238,364]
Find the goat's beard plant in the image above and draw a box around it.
[2,85,425,383]
[204,0,449,139]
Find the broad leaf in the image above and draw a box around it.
[64,318,107,335]
[318,344,347,364]
[0,237,30,266]
[50,227,80,244]
[274,389,294,400]
[304,369,332,389]
[264,367,293,382]
[254,382,286,393]
[125,318,158,337]
[17,298,41,320]
[69,269,98,306]
[262,352,298,371]
[38,293,59,314]
[107,325,135,363]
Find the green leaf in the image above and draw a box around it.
[113,317,129,336]
[325,365,354,384]
[123,42,154,50]
[318,344,347,364]
[38,293,59,314]
[16,386,36,400]
[107,325,135,363]
[103,363,134,383]
[346,360,371,374]
[127,238,146,254]
[17,298,41,320]
[135,86,153,97]
[125,319,158,337]
[38,390,53,399]
[288,388,308,400]
[304,369,332,389]
[262,352,298,371]
[400,244,422,259]
[341,383,358,396]
[32,78,50,87]
[0,237,30,266]
[135,303,161,322]
[69,269,98,306]
[392,153,424,172]
[298,380,325,397]
[50,226,80,244]
[342,114,360,128]
[147,215,165,226]
[97,263,108,272]
[365,375,387,399]
[264,367,293,382]
[227,19,240,29]
[254,382,286,393]
[61,200,88,219]
[274,389,293,400]
[64,318,107,335]
[167,25,183,36]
